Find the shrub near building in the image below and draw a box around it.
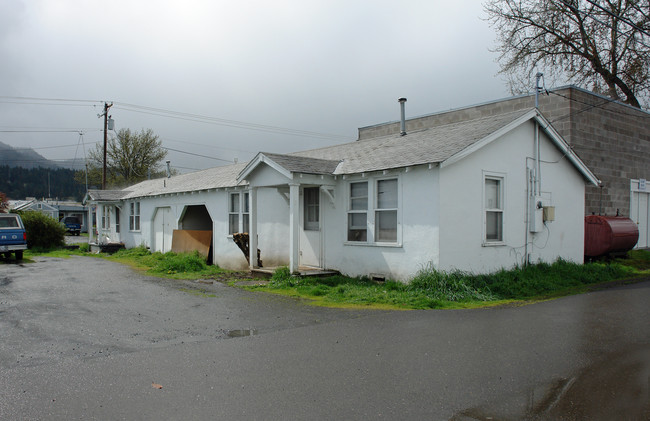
[17,210,66,249]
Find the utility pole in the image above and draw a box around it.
[100,102,113,190]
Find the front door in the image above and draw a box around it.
[300,187,321,268]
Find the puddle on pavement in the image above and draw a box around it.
[450,344,650,420]
[226,329,259,338]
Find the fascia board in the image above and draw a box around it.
[534,112,601,186]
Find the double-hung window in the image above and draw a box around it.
[129,201,140,231]
[242,192,250,234]
[375,179,398,242]
[348,181,368,241]
[347,177,399,244]
[484,176,504,243]
[101,205,110,229]
[229,191,250,235]
[229,193,240,235]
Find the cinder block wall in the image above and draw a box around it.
[358,87,650,217]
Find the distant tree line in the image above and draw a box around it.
[0,166,86,201]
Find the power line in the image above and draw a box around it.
[112,102,350,140]
[162,146,233,163]
[1,141,100,152]
[547,89,650,123]
[160,136,257,155]
[0,96,101,104]
[1,95,352,142]
[0,129,101,133]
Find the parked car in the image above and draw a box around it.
[0,213,28,260]
[63,216,81,236]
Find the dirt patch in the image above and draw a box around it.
[208,271,258,283]
[234,280,270,287]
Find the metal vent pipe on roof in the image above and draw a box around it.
[398,97,407,136]
[166,160,171,178]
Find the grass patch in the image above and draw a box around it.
[24,247,86,259]
[240,256,645,310]
[108,246,228,279]
[17,244,649,310]
[613,249,650,272]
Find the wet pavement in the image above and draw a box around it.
[0,257,649,420]
[0,256,369,369]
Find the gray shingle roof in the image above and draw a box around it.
[86,190,131,201]
[120,162,248,199]
[291,109,532,174]
[260,152,341,175]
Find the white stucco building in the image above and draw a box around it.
[86,107,599,281]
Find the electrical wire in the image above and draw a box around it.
[0,96,101,104]
[547,89,650,123]
[162,146,233,163]
[0,129,101,133]
[1,95,352,143]
[112,102,350,140]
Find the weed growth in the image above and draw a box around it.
[248,256,644,310]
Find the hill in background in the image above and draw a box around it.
[0,142,87,201]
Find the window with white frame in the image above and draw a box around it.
[484,176,504,243]
[229,193,240,235]
[348,181,368,241]
[375,179,398,242]
[347,177,399,244]
[129,201,140,231]
[242,192,250,234]
[101,205,111,229]
[229,191,250,234]
[304,187,319,231]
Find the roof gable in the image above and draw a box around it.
[440,109,599,185]
[237,152,340,182]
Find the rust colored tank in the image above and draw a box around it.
[584,215,639,257]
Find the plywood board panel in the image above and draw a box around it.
[171,230,212,258]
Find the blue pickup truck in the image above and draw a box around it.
[62,216,81,236]
[0,213,27,260]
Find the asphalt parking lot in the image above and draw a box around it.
[1,256,649,420]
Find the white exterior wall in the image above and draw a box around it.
[115,187,291,270]
[321,165,441,281]
[439,121,586,273]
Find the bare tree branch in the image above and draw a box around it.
[484,0,650,108]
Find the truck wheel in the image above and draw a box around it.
[15,251,23,260]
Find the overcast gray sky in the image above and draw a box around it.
[1,0,512,172]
